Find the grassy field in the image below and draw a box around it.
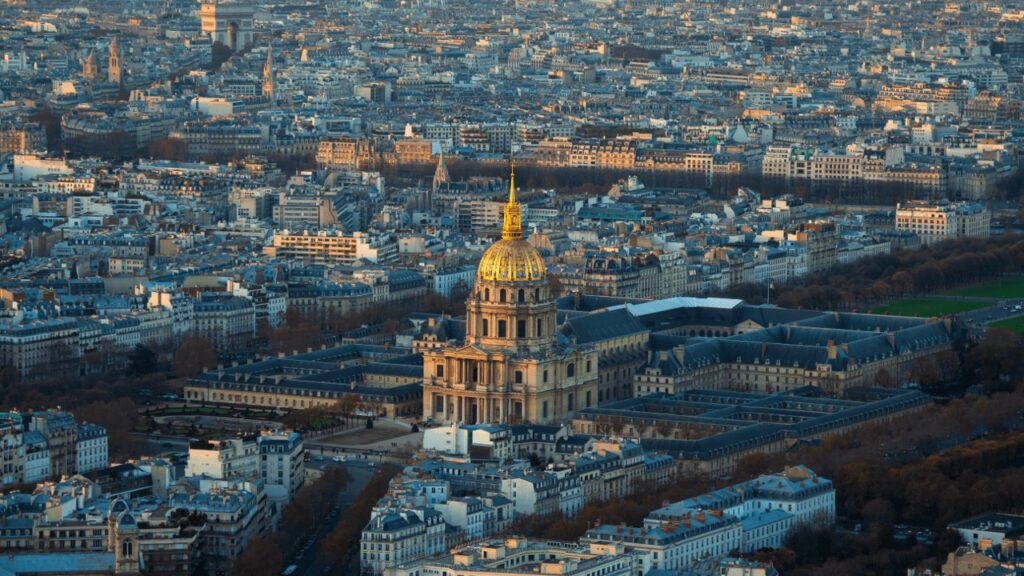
[871,298,989,318]
[945,277,1024,300]
[990,315,1024,335]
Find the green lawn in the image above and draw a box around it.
[871,298,989,318]
[945,277,1024,300]
[990,315,1024,335]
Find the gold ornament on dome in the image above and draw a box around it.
[476,166,547,283]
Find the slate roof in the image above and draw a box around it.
[564,307,647,344]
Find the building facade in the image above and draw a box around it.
[423,172,599,425]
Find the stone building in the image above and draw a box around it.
[422,171,599,424]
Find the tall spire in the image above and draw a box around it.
[502,163,522,240]
[262,45,274,100]
[107,37,122,86]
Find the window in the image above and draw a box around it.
[586,390,592,407]
[586,360,592,373]
[482,319,489,336]
[567,393,574,412]
[543,370,549,383]
[518,289,525,303]
[436,364,444,377]
[471,364,479,383]
[536,318,543,336]
[517,319,526,338]
[542,401,549,419]
[567,363,575,377]
[500,289,506,303]
[498,320,507,338]
[515,370,523,384]
[535,288,540,301]
[485,288,490,300]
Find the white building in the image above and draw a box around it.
[585,466,834,570]
[74,423,108,474]
[361,506,446,575]
[186,436,260,480]
[12,154,72,181]
[257,431,304,510]
[422,423,512,461]
[895,201,990,245]
[22,431,49,483]
[386,537,652,576]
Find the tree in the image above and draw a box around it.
[967,328,1024,393]
[147,137,188,161]
[269,321,323,355]
[29,107,61,153]
[127,345,157,376]
[873,369,894,388]
[734,452,775,480]
[910,357,942,388]
[211,41,233,70]
[173,337,218,379]
[228,536,283,576]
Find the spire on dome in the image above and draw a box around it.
[502,163,522,240]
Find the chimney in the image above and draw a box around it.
[827,339,837,360]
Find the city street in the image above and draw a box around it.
[288,459,376,576]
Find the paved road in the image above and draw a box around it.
[957,298,1024,335]
[286,459,375,576]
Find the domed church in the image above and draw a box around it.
[422,170,599,424]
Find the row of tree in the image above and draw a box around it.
[319,463,401,570]
[721,235,1024,311]
[228,467,350,576]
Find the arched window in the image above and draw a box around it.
[518,289,525,303]
[499,289,506,303]
[484,288,490,301]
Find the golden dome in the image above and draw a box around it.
[477,167,546,283]
[478,238,546,282]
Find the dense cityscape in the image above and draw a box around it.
[0,0,1022,575]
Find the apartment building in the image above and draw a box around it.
[186,436,260,480]
[386,538,652,576]
[0,319,80,378]
[192,295,256,352]
[265,230,399,265]
[895,201,991,245]
[257,431,305,508]
[583,466,833,571]
[316,137,371,169]
[361,506,446,575]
